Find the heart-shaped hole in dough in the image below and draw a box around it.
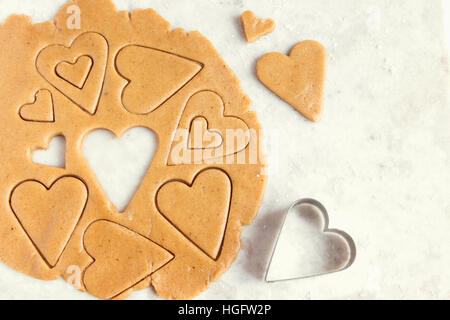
[32,135,66,168]
[83,127,158,212]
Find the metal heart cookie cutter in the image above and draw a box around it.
[265,198,356,282]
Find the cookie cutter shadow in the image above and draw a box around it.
[242,206,287,280]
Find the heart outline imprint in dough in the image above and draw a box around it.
[241,10,275,43]
[36,32,108,115]
[56,55,93,89]
[188,116,223,149]
[156,168,232,260]
[167,90,250,165]
[257,40,327,122]
[19,89,55,122]
[115,45,203,115]
[83,220,174,299]
[265,198,356,282]
[9,176,88,268]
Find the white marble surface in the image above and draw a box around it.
[0,0,449,299]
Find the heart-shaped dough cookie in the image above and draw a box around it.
[116,45,202,114]
[83,220,173,299]
[168,91,250,165]
[156,169,231,260]
[10,176,87,267]
[36,32,108,115]
[241,10,275,43]
[257,40,327,122]
[19,89,54,122]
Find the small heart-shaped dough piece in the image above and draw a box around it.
[156,169,231,260]
[19,89,54,122]
[257,40,327,122]
[10,176,87,267]
[83,220,173,299]
[241,10,275,43]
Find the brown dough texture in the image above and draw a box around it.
[0,0,266,299]
[257,40,327,122]
[241,10,275,43]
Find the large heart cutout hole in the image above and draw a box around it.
[83,127,158,212]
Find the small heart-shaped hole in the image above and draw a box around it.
[32,135,66,168]
[83,127,158,212]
